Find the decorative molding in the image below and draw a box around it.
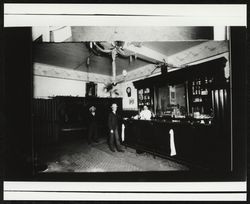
[117,41,229,82]
[116,64,156,83]
[188,52,229,66]
[34,62,111,84]
[168,41,229,66]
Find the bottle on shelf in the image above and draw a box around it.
[197,78,200,85]
[205,77,208,84]
[192,81,195,95]
[201,106,204,114]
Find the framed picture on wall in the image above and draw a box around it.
[86,82,97,97]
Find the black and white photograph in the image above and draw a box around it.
[32,26,232,173]
[2,3,247,201]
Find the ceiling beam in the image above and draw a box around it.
[123,44,167,63]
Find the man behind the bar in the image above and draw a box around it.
[108,103,125,152]
[140,105,153,120]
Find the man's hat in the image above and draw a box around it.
[111,103,118,108]
[89,106,96,111]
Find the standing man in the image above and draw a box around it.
[87,106,99,144]
[108,103,125,152]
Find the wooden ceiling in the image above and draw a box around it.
[33,41,205,76]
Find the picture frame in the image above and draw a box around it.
[86,82,97,97]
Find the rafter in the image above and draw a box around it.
[123,43,168,64]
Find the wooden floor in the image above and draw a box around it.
[38,136,189,172]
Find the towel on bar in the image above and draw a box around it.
[121,123,125,142]
[169,129,177,156]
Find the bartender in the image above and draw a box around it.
[140,105,153,120]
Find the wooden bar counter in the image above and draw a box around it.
[123,118,217,169]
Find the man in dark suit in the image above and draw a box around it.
[108,103,125,152]
[87,106,99,144]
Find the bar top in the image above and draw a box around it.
[123,117,213,127]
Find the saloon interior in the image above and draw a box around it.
[32,26,232,173]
